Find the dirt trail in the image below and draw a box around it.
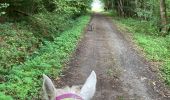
[56,14,170,100]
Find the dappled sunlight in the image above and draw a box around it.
[91,0,104,12]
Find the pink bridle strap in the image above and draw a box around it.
[56,93,83,100]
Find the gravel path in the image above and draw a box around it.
[56,13,170,100]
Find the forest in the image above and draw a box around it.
[103,0,170,34]
[0,0,170,99]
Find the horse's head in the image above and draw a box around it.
[43,71,97,100]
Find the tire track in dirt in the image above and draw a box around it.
[56,14,170,100]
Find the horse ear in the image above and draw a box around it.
[80,71,97,100]
[43,74,56,100]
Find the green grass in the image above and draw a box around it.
[0,15,90,99]
[114,17,170,86]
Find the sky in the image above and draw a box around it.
[91,0,104,12]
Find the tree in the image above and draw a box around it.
[159,0,168,34]
[102,0,170,35]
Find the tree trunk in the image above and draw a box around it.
[118,0,124,17]
[160,0,168,35]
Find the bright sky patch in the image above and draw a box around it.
[91,0,104,12]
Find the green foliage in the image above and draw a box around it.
[0,15,90,99]
[0,22,39,75]
[115,17,170,85]
[102,0,159,18]
[0,3,9,16]
[162,61,170,85]
[117,18,158,35]
[135,8,152,19]
[135,0,159,20]
[102,0,164,34]
[0,0,92,99]
[0,10,82,79]
[0,92,13,100]
[0,0,92,98]
[30,12,74,39]
[0,0,92,40]
[1,0,92,18]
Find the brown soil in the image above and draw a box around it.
[56,13,170,100]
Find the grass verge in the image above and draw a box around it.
[114,17,170,86]
[0,15,90,99]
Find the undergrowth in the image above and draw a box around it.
[114,17,170,86]
[0,12,75,77]
[0,23,40,75]
[0,15,90,99]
